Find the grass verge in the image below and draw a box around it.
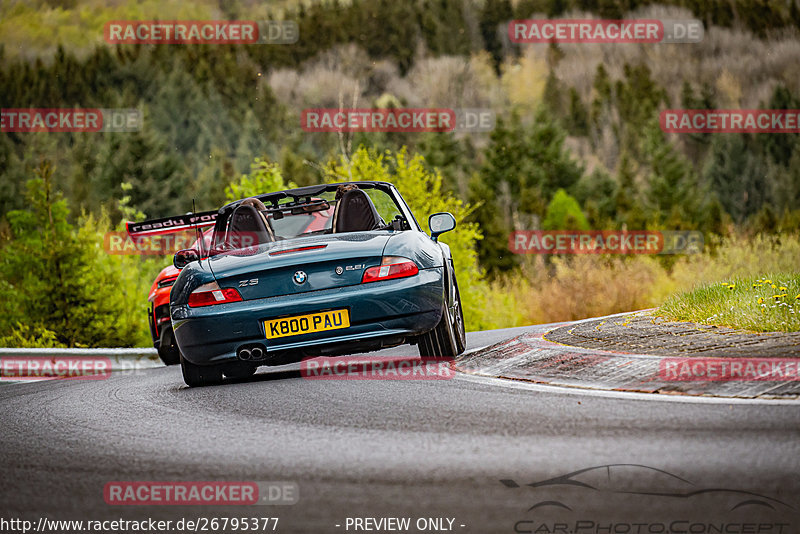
[658,273,800,332]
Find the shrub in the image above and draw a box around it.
[225,158,294,201]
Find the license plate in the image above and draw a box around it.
[264,309,350,339]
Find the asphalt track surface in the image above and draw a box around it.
[1,326,799,533]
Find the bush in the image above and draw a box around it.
[225,158,294,202]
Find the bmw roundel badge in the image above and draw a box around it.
[293,271,307,284]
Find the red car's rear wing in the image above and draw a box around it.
[125,210,218,237]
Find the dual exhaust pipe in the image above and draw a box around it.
[238,344,266,361]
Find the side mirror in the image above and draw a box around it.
[429,212,456,242]
[173,248,200,270]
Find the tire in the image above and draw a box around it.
[157,327,180,366]
[451,275,467,355]
[180,353,223,387]
[418,269,466,358]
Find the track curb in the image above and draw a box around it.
[455,313,800,400]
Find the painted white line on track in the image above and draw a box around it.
[455,372,800,405]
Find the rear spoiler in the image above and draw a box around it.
[125,210,218,237]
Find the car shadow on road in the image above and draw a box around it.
[175,367,303,390]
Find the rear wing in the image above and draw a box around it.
[125,210,218,237]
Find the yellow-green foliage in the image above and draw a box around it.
[324,147,524,331]
[0,322,62,348]
[225,158,295,202]
[0,0,214,58]
[0,0,320,58]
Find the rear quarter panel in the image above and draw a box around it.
[383,231,446,269]
[170,259,217,309]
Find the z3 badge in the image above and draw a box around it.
[238,279,258,287]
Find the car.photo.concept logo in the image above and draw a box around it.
[504,464,793,534]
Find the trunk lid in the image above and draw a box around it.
[206,232,390,300]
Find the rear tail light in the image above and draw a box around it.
[362,256,419,283]
[188,281,243,307]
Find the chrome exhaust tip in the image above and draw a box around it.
[239,348,252,361]
[250,346,264,360]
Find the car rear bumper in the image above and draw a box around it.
[172,268,444,365]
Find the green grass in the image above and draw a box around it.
[658,273,800,332]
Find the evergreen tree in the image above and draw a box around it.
[758,84,799,167]
[472,110,584,275]
[0,161,146,347]
[643,121,699,228]
[572,167,618,226]
[415,132,473,198]
[614,151,648,229]
[479,0,513,72]
[566,87,589,137]
[87,129,189,221]
[702,133,768,224]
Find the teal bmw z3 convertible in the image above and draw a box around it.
[165,181,465,386]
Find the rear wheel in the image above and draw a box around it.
[180,354,223,387]
[451,277,467,354]
[418,270,466,358]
